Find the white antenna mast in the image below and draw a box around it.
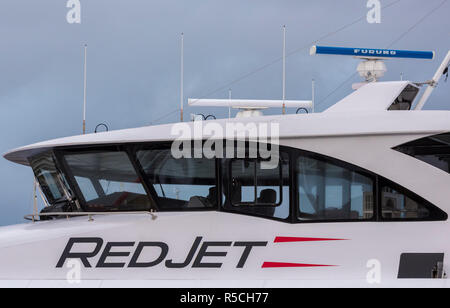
[282,25,286,115]
[415,50,450,110]
[33,178,38,221]
[180,33,184,122]
[83,44,87,134]
[311,79,315,113]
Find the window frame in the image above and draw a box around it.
[132,143,220,212]
[30,141,446,223]
[29,150,72,205]
[293,149,378,224]
[55,145,158,212]
[227,157,284,207]
[220,150,293,223]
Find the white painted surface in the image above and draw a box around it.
[0,212,447,286]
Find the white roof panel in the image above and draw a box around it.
[4,110,450,166]
[325,81,412,113]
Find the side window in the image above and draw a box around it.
[229,159,282,206]
[394,133,450,174]
[29,151,70,204]
[222,153,290,220]
[297,156,374,221]
[136,149,217,210]
[381,183,446,220]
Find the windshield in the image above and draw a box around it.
[63,151,153,212]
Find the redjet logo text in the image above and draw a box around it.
[57,236,346,269]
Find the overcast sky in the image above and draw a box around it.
[0,0,449,225]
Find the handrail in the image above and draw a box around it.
[24,211,157,222]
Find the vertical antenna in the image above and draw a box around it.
[228,88,232,119]
[312,79,315,113]
[282,25,286,115]
[180,33,184,122]
[83,44,87,134]
[400,72,404,81]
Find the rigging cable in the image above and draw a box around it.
[150,0,403,124]
[189,0,403,106]
[387,0,448,48]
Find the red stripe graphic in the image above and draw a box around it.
[262,262,335,268]
[274,237,347,243]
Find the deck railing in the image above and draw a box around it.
[24,211,157,222]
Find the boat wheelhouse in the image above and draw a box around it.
[4,79,450,223]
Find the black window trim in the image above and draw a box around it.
[26,141,447,224]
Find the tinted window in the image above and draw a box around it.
[297,156,374,221]
[394,133,450,174]
[380,181,446,221]
[30,152,70,204]
[222,153,290,220]
[136,149,217,210]
[64,151,152,212]
[381,186,430,219]
[388,84,419,110]
[229,159,284,206]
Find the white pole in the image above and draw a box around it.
[228,88,232,119]
[312,79,315,113]
[33,178,38,219]
[37,183,49,208]
[282,25,286,115]
[83,44,87,134]
[415,51,450,110]
[180,33,184,122]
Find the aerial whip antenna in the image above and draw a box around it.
[282,25,286,115]
[83,44,87,134]
[180,33,184,122]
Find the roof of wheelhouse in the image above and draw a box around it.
[4,81,450,166]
